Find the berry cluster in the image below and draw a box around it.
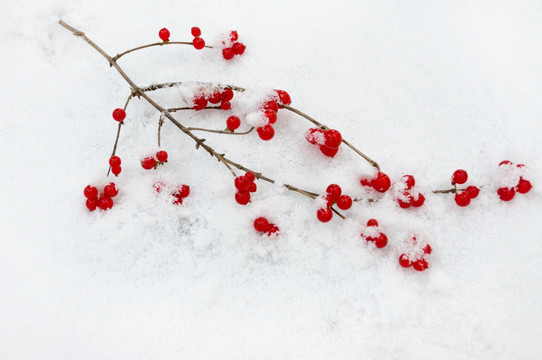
[395,174,425,208]
[141,150,168,170]
[234,172,257,205]
[84,182,119,211]
[398,235,431,271]
[112,108,126,123]
[305,128,342,157]
[249,90,291,141]
[193,87,234,111]
[253,217,279,236]
[497,160,532,201]
[360,219,388,248]
[154,182,190,205]
[158,28,170,42]
[220,31,246,60]
[360,171,391,193]
[190,26,205,50]
[317,184,352,222]
[451,169,479,207]
[109,155,122,176]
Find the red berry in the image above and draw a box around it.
[413,258,429,271]
[220,100,231,111]
[254,217,269,232]
[112,108,126,122]
[262,100,279,112]
[517,178,532,194]
[191,26,201,37]
[465,185,480,199]
[235,176,251,192]
[229,30,238,42]
[263,109,277,124]
[226,115,241,131]
[222,47,234,60]
[499,160,513,166]
[336,195,352,210]
[141,157,156,170]
[221,88,234,101]
[232,42,246,55]
[245,172,256,182]
[192,37,205,50]
[193,96,208,111]
[235,191,251,205]
[399,254,412,268]
[208,90,222,104]
[97,195,113,210]
[454,191,471,207]
[156,150,168,162]
[397,197,411,209]
[172,195,183,205]
[257,125,275,141]
[109,156,121,167]
[324,129,342,148]
[367,219,378,227]
[372,172,391,193]
[374,233,388,248]
[319,145,339,157]
[411,193,425,207]
[326,184,342,200]
[360,178,372,187]
[103,183,119,198]
[111,165,122,176]
[158,28,170,42]
[275,90,291,105]
[175,185,190,198]
[86,198,98,211]
[402,175,415,189]
[266,224,280,236]
[423,244,432,254]
[452,169,468,185]
[305,128,324,145]
[497,187,515,201]
[317,207,333,223]
[324,194,335,207]
[248,182,257,193]
[84,185,98,200]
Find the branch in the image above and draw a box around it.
[107,92,135,176]
[111,41,213,63]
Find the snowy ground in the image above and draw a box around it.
[2,0,542,359]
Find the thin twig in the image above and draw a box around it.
[168,106,221,112]
[111,41,213,63]
[187,127,254,135]
[141,82,246,93]
[107,92,134,176]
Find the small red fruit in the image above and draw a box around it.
[226,115,241,131]
[372,172,391,193]
[413,258,429,271]
[172,196,183,205]
[109,156,121,167]
[235,176,251,192]
[452,169,468,185]
[229,31,239,42]
[158,28,170,42]
[455,191,471,207]
[317,207,333,223]
[235,191,251,205]
[191,26,201,37]
[266,224,280,236]
[141,157,156,170]
[97,195,113,210]
[222,47,234,60]
[402,175,415,190]
[263,109,277,124]
[193,96,208,111]
[86,198,98,211]
[411,193,425,207]
[326,184,342,200]
[497,187,515,201]
[111,166,122,176]
[275,90,291,105]
[232,42,246,55]
[248,182,257,193]
[245,172,256,182]
[220,100,231,111]
[257,125,275,141]
[254,217,269,232]
[221,88,234,101]
[465,185,480,199]
[374,233,388,248]
[423,244,432,254]
[324,129,342,148]
[192,37,205,50]
[367,219,378,227]
[103,183,119,198]
[336,195,352,210]
[319,145,339,157]
[84,185,98,200]
[397,193,412,208]
[112,108,126,122]
[262,100,279,112]
[208,90,222,104]
[175,185,190,198]
[517,178,532,194]
[305,128,324,145]
[399,254,412,268]
[156,150,168,162]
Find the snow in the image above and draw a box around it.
[2,0,542,359]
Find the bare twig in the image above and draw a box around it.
[107,92,135,176]
[168,106,222,112]
[187,127,254,135]
[111,41,213,63]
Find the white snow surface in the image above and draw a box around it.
[2,0,542,359]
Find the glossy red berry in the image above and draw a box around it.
[517,178,532,194]
[262,100,279,112]
[229,30,239,42]
[235,191,251,205]
[111,166,122,176]
[109,156,121,167]
[399,254,412,268]
[191,26,201,37]
[497,187,515,201]
[402,175,415,190]
[413,258,429,271]
[266,224,280,236]
[235,176,251,192]
[397,197,411,209]
[452,169,468,185]
[86,198,98,211]
[208,90,222,104]
[84,185,98,200]
[423,244,432,254]
[226,115,241,131]
[158,28,170,42]
[257,125,275,141]
[317,207,333,223]
[222,47,234,60]
[275,90,291,105]
[245,171,256,182]
[221,88,234,101]
[374,233,388,248]
[465,185,480,199]
[454,191,471,207]
[97,195,113,210]
[305,128,324,145]
[326,184,342,200]
[103,183,119,198]
[220,100,231,110]
[112,108,126,122]
[156,150,168,162]
[367,219,378,227]
[372,172,391,193]
[319,145,339,157]
[232,42,246,55]
[248,182,257,193]
[411,193,425,207]
[336,195,352,210]
[193,96,208,111]
[176,185,190,198]
[141,157,156,170]
[193,37,205,50]
[263,109,277,124]
[254,217,269,232]
[324,129,342,148]
[172,196,183,205]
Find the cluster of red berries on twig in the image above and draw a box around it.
[360,219,388,249]
[317,184,352,222]
[190,26,205,50]
[360,171,391,193]
[496,160,532,201]
[154,182,190,205]
[248,90,291,141]
[451,169,480,207]
[253,217,279,236]
[221,31,245,60]
[84,182,119,211]
[399,235,432,271]
[141,150,168,170]
[193,87,234,111]
[109,155,122,176]
[305,128,342,157]
[395,174,425,208]
[234,172,257,205]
